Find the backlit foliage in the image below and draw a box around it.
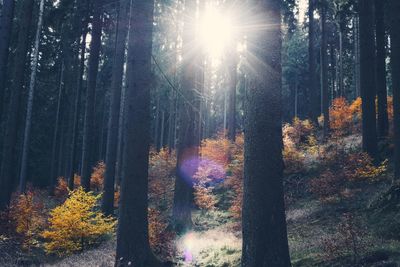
[9,190,46,250]
[148,207,175,259]
[90,161,105,191]
[54,175,81,199]
[330,97,362,136]
[41,187,116,256]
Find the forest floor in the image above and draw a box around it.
[1,134,400,266]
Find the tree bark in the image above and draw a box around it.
[375,0,389,138]
[172,0,198,233]
[81,0,103,191]
[359,0,378,159]
[389,0,400,179]
[241,0,291,266]
[102,0,131,215]
[321,1,329,138]
[228,52,237,142]
[0,0,34,210]
[0,0,15,119]
[19,0,45,192]
[308,0,318,122]
[115,0,162,266]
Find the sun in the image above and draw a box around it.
[197,4,235,59]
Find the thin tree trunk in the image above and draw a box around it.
[359,0,378,159]
[19,0,45,192]
[114,0,162,265]
[241,0,291,266]
[81,1,103,191]
[308,0,318,122]
[375,0,389,138]
[321,2,330,138]
[389,0,400,179]
[0,0,34,210]
[0,0,15,118]
[227,52,237,142]
[102,0,130,214]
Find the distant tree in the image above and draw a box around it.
[389,0,400,179]
[375,0,389,138]
[321,0,330,137]
[359,0,378,159]
[0,0,35,210]
[241,0,291,266]
[0,0,15,118]
[309,0,319,122]
[115,0,162,266]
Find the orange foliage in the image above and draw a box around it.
[9,190,46,250]
[148,207,175,260]
[54,175,81,199]
[90,161,105,191]
[330,97,355,136]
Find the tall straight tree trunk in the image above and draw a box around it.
[68,28,88,190]
[172,0,198,232]
[321,1,329,138]
[375,0,389,138]
[102,0,130,215]
[0,0,34,210]
[339,29,344,97]
[19,0,45,192]
[114,0,162,266]
[354,15,361,98]
[0,0,15,117]
[308,0,318,122]
[227,52,237,142]
[389,0,400,179]
[359,0,378,159]
[81,1,103,191]
[241,0,291,266]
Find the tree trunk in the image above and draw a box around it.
[115,0,162,266]
[228,52,237,142]
[19,0,45,192]
[241,0,291,266]
[308,0,318,122]
[389,0,400,179]
[359,0,378,159]
[172,0,198,233]
[0,0,34,210]
[0,0,15,118]
[375,0,389,138]
[81,1,103,191]
[102,0,130,215]
[321,2,329,138]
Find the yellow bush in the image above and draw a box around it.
[41,187,116,256]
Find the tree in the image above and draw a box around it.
[172,0,198,232]
[0,0,35,210]
[241,0,291,266]
[114,0,162,266]
[81,0,103,191]
[19,0,45,192]
[321,0,330,137]
[389,0,400,179]
[227,52,237,142]
[102,0,131,215]
[0,0,15,117]
[375,0,389,138]
[308,0,319,122]
[359,0,378,158]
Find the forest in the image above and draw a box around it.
[0,0,400,266]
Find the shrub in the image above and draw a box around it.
[90,161,105,191]
[148,207,175,260]
[9,190,46,250]
[344,153,387,182]
[330,97,354,136]
[309,170,344,200]
[54,175,81,199]
[41,187,116,256]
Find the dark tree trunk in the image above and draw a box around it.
[0,0,35,210]
[389,0,400,179]
[308,0,318,122]
[81,1,103,191]
[359,0,378,159]
[19,0,45,192]
[172,0,198,233]
[115,1,162,266]
[0,0,15,118]
[321,2,330,138]
[68,28,88,190]
[241,0,291,266]
[375,0,389,138]
[102,0,131,215]
[228,52,237,142]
